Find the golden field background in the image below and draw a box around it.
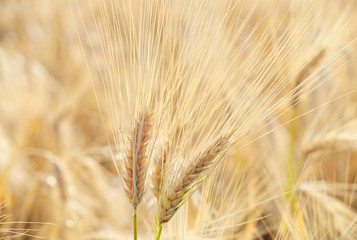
[0,0,357,239]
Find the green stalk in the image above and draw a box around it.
[156,224,162,240]
[134,213,137,240]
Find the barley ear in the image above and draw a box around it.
[152,146,167,198]
[152,125,185,198]
[123,112,153,210]
[158,137,228,224]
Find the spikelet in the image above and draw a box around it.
[123,112,152,210]
[158,137,228,224]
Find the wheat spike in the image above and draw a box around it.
[158,137,228,223]
[124,112,152,210]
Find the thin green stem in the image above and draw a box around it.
[156,224,162,240]
[134,213,137,240]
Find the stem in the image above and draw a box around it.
[134,213,137,240]
[279,110,298,236]
[156,224,162,240]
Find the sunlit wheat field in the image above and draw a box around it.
[0,0,356,239]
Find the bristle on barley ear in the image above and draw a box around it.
[123,112,152,210]
[158,137,228,223]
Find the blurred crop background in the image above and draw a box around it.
[0,0,356,239]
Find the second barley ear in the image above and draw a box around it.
[152,144,167,198]
[155,136,228,240]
